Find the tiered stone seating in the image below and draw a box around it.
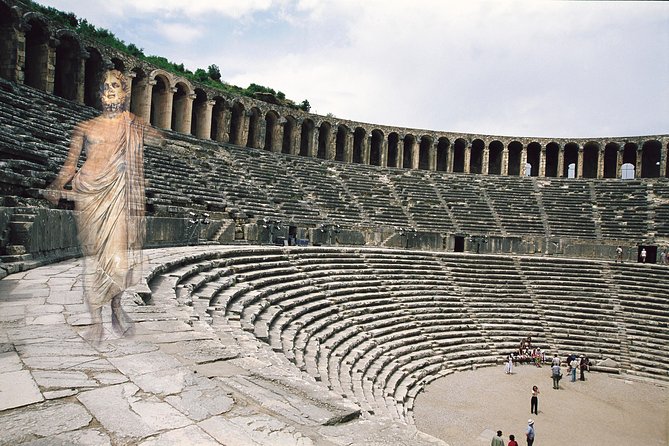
[610,263,669,380]
[519,257,621,362]
[484,177,545,236]
[441,254,547,355]
[331,163,412,228]
[389,170,455,234]
[651,182,669,237]
[286,157,364,226]
[594,181,650,239]
[430,174,501,235]
[537,179,597,238]
[227,148,321,224]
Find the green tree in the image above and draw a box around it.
[299,99,311,112]
[207,64,221,82]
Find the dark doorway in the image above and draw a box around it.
[638,245,656,264]
[454,236,465,252]
[288,225,298,246]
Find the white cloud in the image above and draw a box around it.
[35,0,669,137]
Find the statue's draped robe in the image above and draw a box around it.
[71,112,146,309]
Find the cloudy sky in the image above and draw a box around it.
[38,0,668,138]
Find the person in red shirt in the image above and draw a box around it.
[508,434,518,446]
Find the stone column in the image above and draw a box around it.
[344,130,354,163]
[616,148,623,178]
[557,146,565,177]
[175,93,195,134]
[502,148,509,175]
[380,137,389,168]
[539,147,547,177]
[596,147,605,178]
[660,141,667,177]
[362,134,371,164]
[158,87,175,130]
[196,100,215,140]
[577,146,584,178]
[635,148,642,178]
[45,38,56,94]
[429,140,437,171]
[464,142,471,174]
[137,78,155,124]
[447,145,454,173]
[520,146,528,176]
[482,146,490,175]
[309,128,319,158]
[75,52,87,105]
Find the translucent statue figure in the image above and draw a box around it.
[45,70,161,342]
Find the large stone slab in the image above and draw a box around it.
[0,370,44,411]
[32,370,98,390]
[0,350,23,373]
[0,400,91,445]
[222,374,360,427]
[164,374,234,421]
[160,339,240,364]
[138,424,220,446]
[107,350,183,378]
[199,412,316,446]
[19,428,111,446]
[77,383,191,441]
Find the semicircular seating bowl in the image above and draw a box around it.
[145,246,669,426]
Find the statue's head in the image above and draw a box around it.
[100,69,129,112]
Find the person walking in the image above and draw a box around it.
[641,248,647,263]
[526,419,535,446]
[530,385,540,415]
[551,362,562,389]
[570,357,579,382]
[491,430,505,446]
[615,245,623,263]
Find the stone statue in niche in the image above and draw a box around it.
[44,69,162,343]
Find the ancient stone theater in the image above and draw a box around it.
[0,1,667,445]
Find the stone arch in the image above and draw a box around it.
[282,115,297,155]
[230,101,246,146]
[545,142,560,177]
[436,137,450,172]
[317,121,332,159]
[265,110,280,152]
[507,141,523,176]
[453,138,467,173]
[641,140,662,178]
[129,66,147,118]
[622,142,638,178]
[582,141,600,178]
[563,142,579,178]
[353,127,366,164]
[191,88,208,139]
[110,57,124,72]
[246,107,261,148]
[603,142,619,179]
[403,134,415,169]
[419,136,432,170]
[470,139,484,174]
[0,2,17,81]
[23,15,50,91]
[150,72,171,129]
[335,125,350,162]
[488,140,503,175]
[211,97,228,142]
[370,129,384,166]
[527,142,541,177]
[53,31,81,101]
[171,81,192,134]
[387,132,400,168]
[299,118,315,156]
[83,46,103,108]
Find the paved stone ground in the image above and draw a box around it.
[413,363,668,446]
[0,247,445,446]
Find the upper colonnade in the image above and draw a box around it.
[1,0,667,180]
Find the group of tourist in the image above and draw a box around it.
[504,337,548,374]
[616,245,669,264]
[491,420,535,446]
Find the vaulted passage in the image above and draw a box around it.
[436,138,449,172]
[583,142,600,178]
[24,18,49,91]
[403,135,415,169]
[353,127,366,164]
[488,140,503,175]
[230,102,245,146]
[470,139,484,174]
[265,111,280,152]
[641,140,662,178]
[545,142,559,177]
[508,141,522,176]
[150,75,171,129]
[300,118,315,156]
[335,125,347,162]
[419,136,432,170]
[283,116,297,155]
[83,47,103,108]
[453,138,466,173]
[370,130,383,166]
[54,33,80,101]
[247,107,261,148]
[388,133,399,168]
